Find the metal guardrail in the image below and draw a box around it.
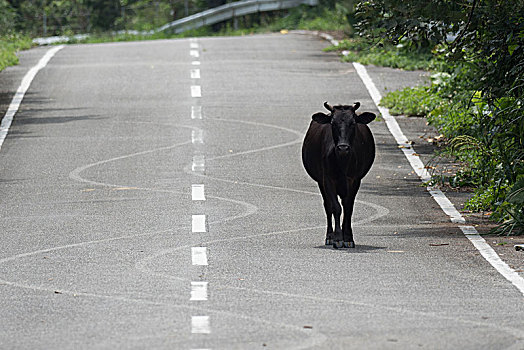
[156,0,318,34]
[33,0,318,45]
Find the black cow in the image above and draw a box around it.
[302,102,376,248]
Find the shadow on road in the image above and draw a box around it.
[314,244,387,253]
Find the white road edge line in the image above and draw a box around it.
[191,315,210,334]
[0,45,64,152]
[352,61,524,296]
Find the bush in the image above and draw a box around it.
[356,0,524,235]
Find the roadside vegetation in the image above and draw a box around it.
[0,34,32,71]
[353,0,524,235]
[1,0,522,235]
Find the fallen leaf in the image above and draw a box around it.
[303,325,313,329]
[429,243,449,246]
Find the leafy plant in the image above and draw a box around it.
[359,0,524,234]
[491,177,524,236]
[0,34,33,72]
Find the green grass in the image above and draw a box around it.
[325,39,447,71]
[380,84,446,116]
[0,34,33,72]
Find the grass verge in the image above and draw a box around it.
[324,39,447,71]
[0,34,33,72]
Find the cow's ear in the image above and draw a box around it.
[312,112,331,124]
[356,112,375,124]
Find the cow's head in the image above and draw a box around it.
[312,102,376,155]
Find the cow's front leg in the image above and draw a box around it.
[341,179,361,248]
[319,186,334,245]
[322,179,343,248]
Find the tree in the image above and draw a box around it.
[355,0,524,233]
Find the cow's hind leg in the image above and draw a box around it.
[319,186,334,245]
[341,179,361,248]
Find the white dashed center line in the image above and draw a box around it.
[192,184,206,201]
[192,155,205,172]
[191,85,202,98]
[191,69,201,79]
[191,247,208,266]
[191,106,202,119]
[189,39,211,341]
[191,129,204,144]
[191,316,211,334]
[192,215,206,233]
[190,281,209,301]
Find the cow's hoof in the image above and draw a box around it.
[333,241,344,249]
[343,241,355,248]
[325,238,333,245]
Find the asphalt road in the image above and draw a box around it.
[0,33,523,349]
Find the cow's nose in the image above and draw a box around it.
[336,144,350,152]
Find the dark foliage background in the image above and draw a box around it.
[355,0,523,234]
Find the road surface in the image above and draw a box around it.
[0,33,523,349]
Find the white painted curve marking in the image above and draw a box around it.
[192,215,206,233]
[190,281,208,301]
[0,45,64,152]
[192,247,208,265]
[192,184,206,201]
[0,275,328,349]
[133,223,524,343]
[353,61,524,296]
